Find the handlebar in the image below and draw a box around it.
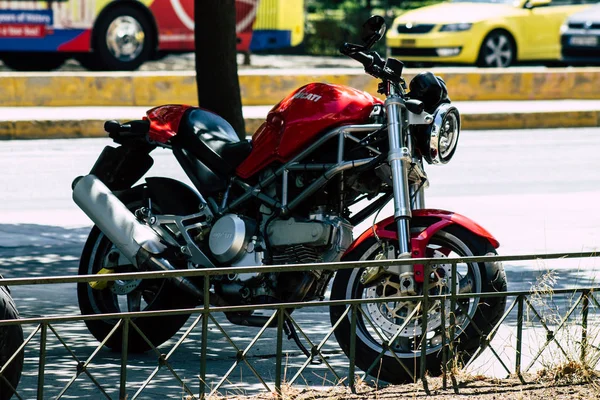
[340,43,403,84]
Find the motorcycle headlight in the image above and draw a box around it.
[419,104,460,165]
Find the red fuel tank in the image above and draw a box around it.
[236,83,383,179]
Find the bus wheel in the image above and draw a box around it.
[92,6,154,71]
[1,52,66,71]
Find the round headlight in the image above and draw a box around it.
[420,104,460,165]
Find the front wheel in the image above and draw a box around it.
[329,224,507,383]
[85,6,154,70]
[477,31,515,68]
[0,286,23,400]
[77,187,198,352]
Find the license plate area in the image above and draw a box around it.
[569,35,598,46]
[401,39,416,47]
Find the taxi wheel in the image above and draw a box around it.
[477,31,515,68]
[1,52,66,71]
[89,6,155,71]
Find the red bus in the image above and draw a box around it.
[0,0,304,71]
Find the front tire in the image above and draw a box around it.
[77,187,197,352]
[330,224,507,383]
[477,31,515,68]
[86,6,154,71]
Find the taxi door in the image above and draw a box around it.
[526,0,592,58]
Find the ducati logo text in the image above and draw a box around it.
[293,92,322,102]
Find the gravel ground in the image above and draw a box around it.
[221,373,600,400]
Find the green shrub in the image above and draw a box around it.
[304,0,443,56]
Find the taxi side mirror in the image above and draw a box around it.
[525,0,551,9]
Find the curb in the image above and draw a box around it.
[1,110,598,140]
[1,68,600,107]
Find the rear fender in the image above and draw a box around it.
[345,209,499,283]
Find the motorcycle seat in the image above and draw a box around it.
[175,108,252,177]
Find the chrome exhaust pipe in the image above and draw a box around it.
[72,174,202,299]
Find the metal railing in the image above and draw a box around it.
[0,250,599,399]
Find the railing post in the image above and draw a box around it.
[449,261,459,393]
[275,308,285,399]
[199,277,210,400]
[581,290,589,365]
[120,317,130,400]
[515,295,525,383]
[420,263,430,394]
[37,322,47,400]
[349,303,357,393]
[441,291,447,390]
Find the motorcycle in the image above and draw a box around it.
[72,16,507,383]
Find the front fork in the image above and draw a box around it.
[385,95,413,258]
[361,94,421,292]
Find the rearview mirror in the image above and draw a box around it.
[361,15,386,50]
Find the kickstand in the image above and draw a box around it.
[283,318,322,365]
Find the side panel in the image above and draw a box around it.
[145,177,204,215]
[345,209,500,256]
[150,0,258,52]
[0,6,91,51]
[0,0,257,53]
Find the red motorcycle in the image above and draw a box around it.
[72,16,506,382]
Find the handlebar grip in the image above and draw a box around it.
[340,43,374,68]
[104,119,149,138]
[122,120,150,135]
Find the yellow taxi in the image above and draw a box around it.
[386,0,596,67]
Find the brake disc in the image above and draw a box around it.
[364,250,453,338]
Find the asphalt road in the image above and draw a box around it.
[0,127,599,398]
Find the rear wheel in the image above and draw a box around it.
[330,224,507,383]
[77,187,198,352]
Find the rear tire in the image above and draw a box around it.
[330,224,507,383]
[0,285,23,400]
[77,186,198,352]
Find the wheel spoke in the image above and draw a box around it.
[392,336,414,352]
[485,53,498,66]
[499,51,512,63]
[127,290,142,312]
[497,35,507,49]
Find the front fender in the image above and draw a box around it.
[345,208,499,257]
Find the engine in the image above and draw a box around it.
[207,211,353,303]
[207,212,353,267]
